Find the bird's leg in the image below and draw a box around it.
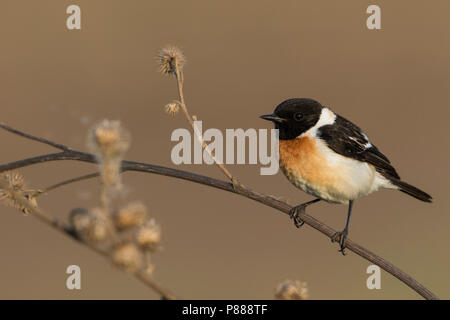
[289,198,321,228]
[331,200,354,255]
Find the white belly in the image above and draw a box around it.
[279,137,395,204]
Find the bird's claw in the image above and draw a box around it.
[289,205,306,228]
[331,229,348,255]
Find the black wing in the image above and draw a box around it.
[317,115,400,180]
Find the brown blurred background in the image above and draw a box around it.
[0,0,448,299]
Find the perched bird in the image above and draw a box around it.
[261,98,432,254]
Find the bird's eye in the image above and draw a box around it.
[294,113,303,121]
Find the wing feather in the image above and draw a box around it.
[318,115,400,180]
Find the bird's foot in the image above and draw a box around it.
[289,204,307,228]
[331,229,348,255]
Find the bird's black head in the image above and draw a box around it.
[260,98,323,140]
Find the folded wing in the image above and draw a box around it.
[317,115,400,180]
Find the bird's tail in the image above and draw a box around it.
[390,178,432,203]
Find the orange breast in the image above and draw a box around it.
[279,136,378,203]
[279,136,337,189]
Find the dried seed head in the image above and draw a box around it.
[70,207,90,227]
[113,201,148,230]
[1,171,25,191]
[88,120,130,160]
[0,171,38,215]
[87,207,109,241]
[158,46,185,76]
[275,280,309,300]
[69,207,108,242]
[164,101,181,116]
[112,243,143,272]
[136,219,161,251]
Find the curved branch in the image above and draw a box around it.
[0,127,439,300]
[0,123,70,151]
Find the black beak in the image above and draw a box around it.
[260,114,285,123]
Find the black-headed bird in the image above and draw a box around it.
[261,98,432,254]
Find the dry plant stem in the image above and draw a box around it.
[173,68,234,181]
[100,189,108,211]
[98,184,120,245]
[0,181,175,300]
[0,122,70,151]
[0,125,439,300]
[35,172,99,196]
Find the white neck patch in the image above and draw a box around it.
[299,107,336,138]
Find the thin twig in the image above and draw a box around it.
[173,61,234,181]
[0,124,439,300]
[0,122,70,151]
[35,172,100,196]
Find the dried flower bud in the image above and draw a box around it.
[113,201,147,230]
[158,46,185,76]
[1,171,25,191]
[136,219,161,251]
[69,207,108,242]
[164,101,181,116]
[275,280,309,300]
[0,171,38,215]
[88,120,130,160]
[88,207,109,241]
[112,243,143,272]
